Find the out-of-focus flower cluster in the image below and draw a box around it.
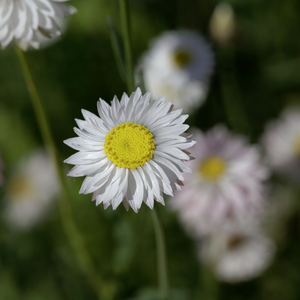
[132,3,300,284]
[167,106,300,282]
[170,126,274,282]
[133,12,298,282]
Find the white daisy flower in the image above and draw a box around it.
[137,30,214,113]
[262,107,300,181]
[0,0,76,50]
[200,221,275,283]
[64,88,195,213]
[3,150,59,230]
[170,126,269,236]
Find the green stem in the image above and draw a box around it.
[194,262,218,300]
[202,264,219,300]
[15,47,113,300]
[119,0,135,93]
[151,208,170,300]
[218,48,251,136]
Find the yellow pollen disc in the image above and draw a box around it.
[294,136,300,156]
[104,122,155,169]
[173,49,192,67]
[199,156,226,181]
[8,174,34,200]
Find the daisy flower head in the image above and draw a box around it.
[140,30,214,82]
[0,0,77,50]
[64,88,195,213]
[3,150,59,230]
[170,126,269,236]
[262,107,300,182]
[200,221,275,283]
[137,30,214,113]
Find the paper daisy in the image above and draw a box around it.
[262,107,300,182]
[200,221,275,283]
[137,30,214,112]
[0,0,76,50]
[3,150,59,230]
[64,88,195,212]
[170,126,269,236]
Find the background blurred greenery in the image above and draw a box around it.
[1,0,300,299]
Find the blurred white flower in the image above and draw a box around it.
[142,71,208,112]
[200,221,275,283]
[3,151,59,230]
[209,2,235,46]
[262,107,300,182]
[137,30,214,112]
[64,88,195,213]
[0,0,77,50]
[170,126,269,236]
[140,30,214,82]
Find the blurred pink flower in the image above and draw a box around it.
[170,126,269,236]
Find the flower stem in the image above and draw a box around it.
[118,3,170,298]
[202,264,219,300]
[119,0,135,93]
[151,208,170,300]
[218,48,251,136]
[15,47,114,300]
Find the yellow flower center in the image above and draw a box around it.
[199,156,226,181]
[173,49,192,68]
[104,122,155,169]
[8,174,34,200]
[294,136,300,156]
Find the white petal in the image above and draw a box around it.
[131,169,144,209]
[64,150,105,165]
[64,137,103,151]
[67,158,109,177]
